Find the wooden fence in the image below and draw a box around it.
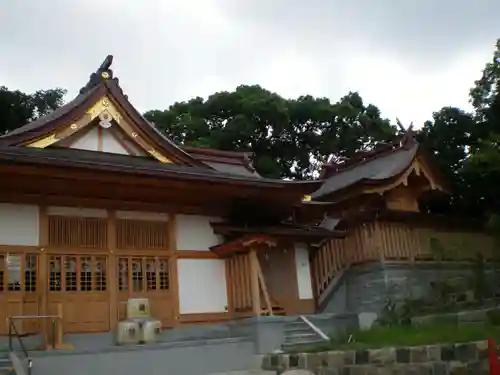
[311,220,496,298]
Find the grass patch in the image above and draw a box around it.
[300,323,500,352]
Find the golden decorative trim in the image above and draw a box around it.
[87,96,121,124]
[148,149,172,164]
[25,95,175,165]
[26,133,59,148]
[302,195,312,202]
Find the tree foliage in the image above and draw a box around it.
[145,87,395,179]
[0,86,67,135]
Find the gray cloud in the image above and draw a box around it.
[0,0,498,125]
[215,0,500,70]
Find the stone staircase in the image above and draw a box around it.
[281,319,326,351]
[0,357,15,375]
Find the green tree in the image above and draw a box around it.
[0,86,67,135]
[145,87,394,179]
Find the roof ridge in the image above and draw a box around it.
[79,55,114,94]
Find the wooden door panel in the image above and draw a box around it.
[47,255,110,333]
[117,256,173,327]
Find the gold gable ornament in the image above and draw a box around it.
[302,195,312,202]
[26,133,59,148]
[148,149,172,164]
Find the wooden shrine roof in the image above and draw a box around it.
[0,143,321,193]
[209,222,345,256]
[0,55,259,178]
[310,134,449,200]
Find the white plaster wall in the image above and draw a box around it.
[70,127,98,151]
[115,210,168,221]
[121,138,147,156]
[0,204,39,246]
[47,206,107,218]
[178,259,228,314]
[102,129,130,155]
[294,242,314,299]
[175,215,223,251]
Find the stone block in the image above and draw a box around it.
[426,345,441,362]
[440,345,456,361]
[395,348,410,363]
[410,347,428,363]
[261,354,272,369]
[305,353,324,372]
[405,364,433,375]
[454,343,477,362]
[474,341,488,359]
[430,314,458,326]
[348,366,367,375]
[355,350,369,365]
[326,351,346,367]
[457,310,486,323]
[270,354,280,368]
[317,368,340,375]
[297,353,308,368]
[343,351,355,366]
[290,354,299,368]
[368,347,396,365]
[279,354,290,371]
[448,361,467,375]
[466,360,487,375]
[432,362,447,375]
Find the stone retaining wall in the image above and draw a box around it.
[321,262,498,315]
[412,307,500,326]
[262,341,490,375]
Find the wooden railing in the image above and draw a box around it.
[311,220,496,300]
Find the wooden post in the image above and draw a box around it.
[249,249,261,316]
[255,257,273,316]
[38,205,49,346]
[107,210,118,330]
[167,214,179,327]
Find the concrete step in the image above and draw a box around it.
[284,332,319,343]
[0,358,14,375]
[282,338,325,351]
[284,325,313,334]
[0,358,12,369]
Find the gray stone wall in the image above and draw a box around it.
[262,341,490,375]
[321,261,497,314]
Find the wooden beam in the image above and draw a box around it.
[38,205,49,346]
[107,209,118,329]
[249,249,261,316]
[255,255,273,316]
[168,214,180,327]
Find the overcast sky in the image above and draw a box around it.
[1,0,499,127]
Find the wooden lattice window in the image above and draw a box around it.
[116,219,168,250]
[0,254,37,292]
[24,255,37,292]
[48,216,107,248]
[49,255,107,292]
[118,257,169,292]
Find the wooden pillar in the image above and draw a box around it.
[249,249,261,316]
[168,214,180,326]
[38,205,49,344]
[224,257,234,317]
[107,210,118,329]
[289,244,301,315]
